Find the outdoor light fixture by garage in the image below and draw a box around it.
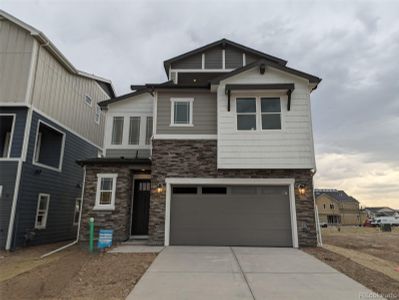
[156,183,165,193]
[297,184,306,196]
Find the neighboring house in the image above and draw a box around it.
[0,11,114,250]
[315,189,366,225]
[78,38,321,248]
[365,207,398,218]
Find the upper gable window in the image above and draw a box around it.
[261,98,281,130]
[236,98,257,130]
[85,95,93,106]
[170,98,194,126]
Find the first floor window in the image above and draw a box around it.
[261,97,281,130]
[35,194,50,229]
[95,174,118,210]
[145,116,153,145]
[0,114,15,158]
[111,116,124,145]
[129,117,141,145]
[236,98,256,130]
[73,198,82,225]
[171,98,193,126]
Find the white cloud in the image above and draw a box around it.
[315,152,399,208]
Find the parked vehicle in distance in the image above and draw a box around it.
[371,216,399,226]
[320,222,328,228]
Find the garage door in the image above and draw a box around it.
[170,185,292,246]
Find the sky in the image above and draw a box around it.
[1,0,398,208]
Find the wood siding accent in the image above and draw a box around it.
[225,47,243,69]
[204,48,222,69]
[0,19,33,103]
[31,47,107,147]
[217,67,316,169]
[156,91,217,135]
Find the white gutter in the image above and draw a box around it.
[41,166,87,258]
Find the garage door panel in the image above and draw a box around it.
[170,185,293,247]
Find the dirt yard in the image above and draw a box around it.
[305,226,399,299]
[0,242,156,300]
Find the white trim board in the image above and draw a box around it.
[164,177,298,248]
[0,113,16,158]
[153,134,217,140]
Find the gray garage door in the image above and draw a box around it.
[170,185,292,247]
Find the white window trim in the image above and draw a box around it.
[73,197,81,226]
[164,178,298,248]
[84,95,93,107]
[170,98,194,127]
[0,113,16,159]
[234,96,284,132]
[236,97,257,131]
[32,120,66,172]
[94,173,118,210]
[35,193,50,229]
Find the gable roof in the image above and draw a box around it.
[315,189,359,203]
[163,38,287,73]
[0,9,115,98]
[211,59,322,85]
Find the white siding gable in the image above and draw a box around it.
[217,67,316,169]
[104,93,154,151]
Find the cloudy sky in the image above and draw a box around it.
[2,0,398,208]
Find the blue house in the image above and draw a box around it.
[0,10,114,250]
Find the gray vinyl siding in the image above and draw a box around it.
[156,91,217,135]
[31,47,107,147]
[226,47,243,69]
[12,111,98,248]
[105,148,150,159]
[245,53,259,64]
[0,107,27,157]
[0,161,18,249]
[171,53,202,69]
[0,19,33,103]
[204,48,222,69]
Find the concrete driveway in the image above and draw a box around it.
[127,246,380,300]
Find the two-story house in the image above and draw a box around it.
[315,189,366,225]
[0,11,114,250]
[79,39,321,247]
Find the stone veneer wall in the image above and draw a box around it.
[150,139,317,247]
[80,164,134,242]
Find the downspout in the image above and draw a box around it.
[41,166,86,258]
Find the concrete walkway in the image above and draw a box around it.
[127,246,382,300]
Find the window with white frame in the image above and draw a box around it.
[261,97,281,130]
[73,197,81,225]
[33,121,65,171]
[129,117,141,145]
[35,193,50,229]
[145,116,153,145]
[170,98,193,126]
[85,95,92,106]
[95,174,117,210]
[95,105,101,124]
[111,116,124,145]
[236,98,257,130]
[0,114,15,158]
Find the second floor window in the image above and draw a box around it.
[261,98,281,130]
[171,98,194,126]
[145,117,153,145]
[129,117,141,145]
[236,98,256,130]
[0,114,15,158]
[111,116,124,145]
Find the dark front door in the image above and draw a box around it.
[131,179,151,236]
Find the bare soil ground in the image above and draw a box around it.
[305,226,399,299]
[0,242,156,300]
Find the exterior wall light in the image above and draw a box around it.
[298,184,306,196]
[156,183,165,193]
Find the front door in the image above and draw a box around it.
[131,179,151,236]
